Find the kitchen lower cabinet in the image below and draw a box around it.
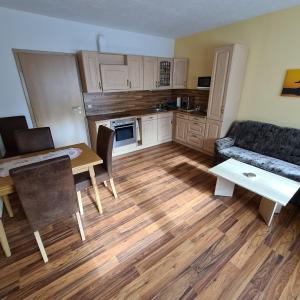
[187,133,204,149]
[203,119,221,154]
[175,117,189,143]
[141,115,158,147]
[157,114,173,143]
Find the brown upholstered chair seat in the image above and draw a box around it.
[74,165,110,191]
[10,156,85,263]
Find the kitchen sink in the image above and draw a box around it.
[149,108,168,112]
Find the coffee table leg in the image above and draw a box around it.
[214,177,235,197]
[259,197,277,226]
[275,204,282,214]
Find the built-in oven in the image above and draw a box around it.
[111,118,136,147]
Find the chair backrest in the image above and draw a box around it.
[96,126,115,177]
[0,116,28,157]
[10,156,77,231]
[14,127,54,154]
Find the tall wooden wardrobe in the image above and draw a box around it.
[203,44,248,154]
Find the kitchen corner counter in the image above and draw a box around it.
[86,109,207,122]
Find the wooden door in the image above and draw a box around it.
[127,55,143,90]
[100,65,129,91]
[16,51,88,147]
[142,119,158,146]
[175,118,188,143]
[143,57,158,90]
[203,119,221,154]
[207,46,232,121]
[157,58,173,89]
[77,51,101,93]
[158,116,172,143]
[173,58,188,88]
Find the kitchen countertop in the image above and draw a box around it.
[87,109,207,122]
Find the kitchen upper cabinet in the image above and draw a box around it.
[127,55,143,90]
[175,117,189,143]
[77,51,101,93]
[157,58,173,89]
[100,65,129,91]
[203,119,221,154]
[142,115,158,147]
[143,57,158,90]
[173,58,188,89]
[157,113,173,143]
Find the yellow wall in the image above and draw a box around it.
[175,5,300,129]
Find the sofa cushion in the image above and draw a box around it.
[227,121,300,166]
[219,146,300,182]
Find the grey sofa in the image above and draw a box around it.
[215,120,300,205]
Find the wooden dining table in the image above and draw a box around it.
[0,143,103,257]
[0,142,103,218]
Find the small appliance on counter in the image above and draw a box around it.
[197,76,211,90]
[180,96,195,112]
[176,97,181,108]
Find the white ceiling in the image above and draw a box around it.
[0,0,300,38]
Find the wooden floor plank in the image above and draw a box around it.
[0,143,299,299]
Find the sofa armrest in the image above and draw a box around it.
[215,137,235,151]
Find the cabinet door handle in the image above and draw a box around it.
[99,81,102,90]
[221,106,224,114]
[130,81,132,89]
[127,79,130,87]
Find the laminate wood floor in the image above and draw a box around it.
[1,143,300,299]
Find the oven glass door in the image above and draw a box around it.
[115,124,135,147]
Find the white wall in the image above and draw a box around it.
[0,7,174,126]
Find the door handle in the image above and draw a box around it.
[72,106,82,114]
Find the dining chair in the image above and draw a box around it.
[0,115,28,158]
[10,155,85,263]
[0,200,11,257]
[14,127,54,154]
[74,125,118,215]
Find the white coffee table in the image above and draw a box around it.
[209,158,300,226]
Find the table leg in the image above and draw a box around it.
[214,177,235,197]
[0,219,11,257]
[88,166,103,214]
[2,195,13,218]
[259,197,277,226]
